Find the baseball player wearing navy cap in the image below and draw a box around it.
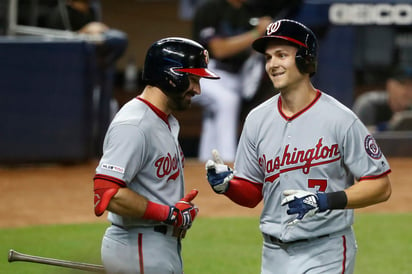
[93,37,219,274]
[205,19,392,273]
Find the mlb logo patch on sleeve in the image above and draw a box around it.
[101,163,125,174]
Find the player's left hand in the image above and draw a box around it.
[174,189,199,229]
[281,189,328,225]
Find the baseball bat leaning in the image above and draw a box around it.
[8,249,105,273]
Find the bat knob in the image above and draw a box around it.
[8,249,15,262]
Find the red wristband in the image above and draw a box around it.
[142,201,170,222]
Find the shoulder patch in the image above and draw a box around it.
[101,163,125,174]
[364,135,382,159]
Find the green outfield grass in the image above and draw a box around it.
[1,213,411,274]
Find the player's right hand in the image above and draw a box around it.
[164,206,179,225]
[164,190,199,228]
[205,149,234,194]
[174,189,199,229]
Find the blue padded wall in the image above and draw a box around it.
[0,37,96,163]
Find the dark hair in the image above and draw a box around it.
[391,65,412,82]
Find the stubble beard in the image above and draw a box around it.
[168,93,191,111]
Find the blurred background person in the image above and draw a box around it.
[38,0,128,155]
[192,0,302,162]
[353,65,412,133]
[39,0,108,34]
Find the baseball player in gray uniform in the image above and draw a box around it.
[93,37,219,274]
[205,19,392,274]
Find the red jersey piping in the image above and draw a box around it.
[278,90,322,121]
[137,97,170,126]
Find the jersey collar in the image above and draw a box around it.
[278,90,322,121]
[137,97,170,126]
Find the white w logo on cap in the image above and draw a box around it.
[266,21,281,35]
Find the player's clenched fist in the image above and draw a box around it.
[281,190,328,225]
[163,206,179,225]
[173,189,199,229]
[174,202,198,229]
[144,189,199,228]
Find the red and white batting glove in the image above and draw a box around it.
[142,190,199,228]
[163,206,179,225]
[174,189,199,229]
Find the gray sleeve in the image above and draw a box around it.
[342,119,390,180]
[97,124,146,183]
[234,115,264,183]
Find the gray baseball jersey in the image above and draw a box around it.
[96,97,185,273]
[96,97,185,227]
[234,91,390,241]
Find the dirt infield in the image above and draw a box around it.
[0,158,410,228]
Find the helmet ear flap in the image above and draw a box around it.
[163,68,190,94]
[295,47,317,77]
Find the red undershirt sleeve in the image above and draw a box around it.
[224,177,263,208]
[93,175,127,216]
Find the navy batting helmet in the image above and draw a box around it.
[143,37,219,94]
[252,19,318,76]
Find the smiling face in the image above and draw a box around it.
[264,40,307,92]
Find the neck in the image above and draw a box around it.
[280,82,317,116]
[139,86,171,115]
